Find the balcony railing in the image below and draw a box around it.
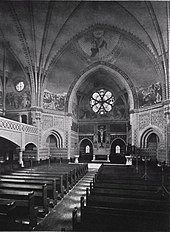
[0,117,38,134]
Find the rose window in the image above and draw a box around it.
[90,89,114,115]
[15,81,25,92]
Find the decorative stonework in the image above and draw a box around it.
[54,117,64,131]
[139,113,150,131]
[43,90,67,111]
[42,115,53,131]
[25,133,38,146]
[79,135,93,142]
[110,135,126,143]
[0,116,38,134]
[151,110,164,130]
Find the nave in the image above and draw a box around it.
[0,159,169,232]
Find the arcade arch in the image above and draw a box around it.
[110,138,126,164]
[79,138,93,163]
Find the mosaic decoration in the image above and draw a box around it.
[54,117,64,131]
[138,82,162,108]
[6,90,31,109]
[42,115,53,131]
[151,110,164,130]
[77,29,120,60]
[139,113,150,131]
[43,90,67,111]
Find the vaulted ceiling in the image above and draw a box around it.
[0,1,167,104]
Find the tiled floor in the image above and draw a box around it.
[34,166,100,231]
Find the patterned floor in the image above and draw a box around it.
[34,166,100,231]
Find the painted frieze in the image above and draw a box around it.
[43,90,67,111]
[138,82,162,108]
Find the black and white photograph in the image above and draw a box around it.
[0,0,169,231]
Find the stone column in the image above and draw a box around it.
[19,149,24,167]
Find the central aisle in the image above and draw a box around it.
[34,164,100,231]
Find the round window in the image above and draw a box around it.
[15,81,25,92]
[90,89,114,115]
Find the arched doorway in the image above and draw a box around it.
[23,143,37,167]
[146,133,159,160]
[110,139,126,164]
[0,137,19,172]
[0,137,18,163]
[46,134,58,157]
[79,139,93,163]
[45,130,64,161]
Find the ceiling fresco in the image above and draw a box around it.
[0,1,167,109]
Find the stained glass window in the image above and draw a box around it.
[85,145,90,153]
[90,89,114,114]
[16,81,25,92]
[116,145,121,154]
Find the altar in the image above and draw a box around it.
[92,147,110,162]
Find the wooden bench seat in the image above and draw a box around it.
[90,185,168,200]
[86,193,169,212]
[95,175,163,186]
[92,181,168,191]
[0,176,58,203]
[80,205,169,231]
[0,198,16,230]
[14,170,69,192]
[0,189,38,229]
[23,167,76,185]
[0,182,49,214]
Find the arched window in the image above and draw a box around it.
[115,145,120,154]
[85,145,90,153]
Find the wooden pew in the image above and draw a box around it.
[0,182,49,214]
[23,163,87,184]
[22,168,75,187]
[79,201,169,231]
[0,189,38,229]
[78,192,170,231]
[92,181,164,191]
[0,175,58,203]
[90,184,168,200]
[86,189,169,213]
[14,170,69,192]
[0,198,16,230]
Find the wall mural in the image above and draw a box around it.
[138,82,162,108]
[43,90,67,111]
[6,90,31,109]
[77,29,121,60]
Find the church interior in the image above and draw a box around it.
[0,0,170,231]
